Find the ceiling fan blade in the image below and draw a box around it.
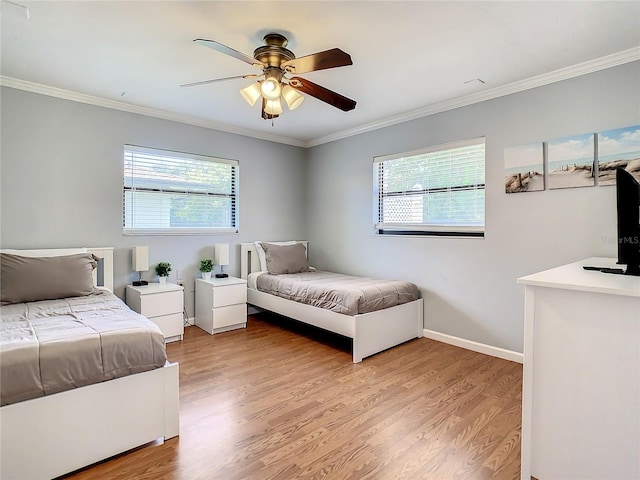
[180,74,260,88]
[289,77,356,112]
[281,48,353,74]
[194,39,264,69]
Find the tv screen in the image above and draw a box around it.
[616,168,640,276]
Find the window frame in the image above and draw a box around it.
[123,145,239,236]
[373,137,486,238]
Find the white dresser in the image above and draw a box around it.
[518,258,640,480]
[195,277,247,334]
[125,282,184,342]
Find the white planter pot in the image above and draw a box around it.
[202,271,212,281]
[158,276,167,284]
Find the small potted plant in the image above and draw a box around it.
[199,259,214,281]
[155,261,172,284]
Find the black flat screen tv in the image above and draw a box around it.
[616,168,640,276]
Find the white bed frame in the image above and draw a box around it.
[240,242,423,363]
[0,247,180,480]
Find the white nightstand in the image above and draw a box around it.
[195,277,247,335]
[126,283,184,342]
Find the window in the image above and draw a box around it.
[374,137,485,236]
[123,145,238,235]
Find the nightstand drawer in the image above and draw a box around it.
[139,290,183,317]
[212,284,247,308]
[151,312,184,339]
[197,304,246,334]
[213,303,246,328]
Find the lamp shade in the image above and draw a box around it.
[214,243,230,266]
[132,246,149,272]
[282,85,304,110]
[264,98,283,116]
[240,82,261,106]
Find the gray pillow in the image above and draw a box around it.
[260,242,310,275]
[1,253,98,305]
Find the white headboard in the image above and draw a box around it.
[0,247,114,291]
[239,243,260,279]
[240,242,308,279]
[88,247,115,291]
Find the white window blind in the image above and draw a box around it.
[123,145,238,235]
[374,137,485,236]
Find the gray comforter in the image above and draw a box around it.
[0,291,167,407]
[256,270,420,316]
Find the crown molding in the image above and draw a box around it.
[305,46,640,148]
[2,46,638,149]
[0,76,306,148]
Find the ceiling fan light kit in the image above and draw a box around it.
[185,32,356,121]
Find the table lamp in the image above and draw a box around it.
[132,246,149,286]
[214,243,229,278]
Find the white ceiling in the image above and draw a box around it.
[2,1,639,147]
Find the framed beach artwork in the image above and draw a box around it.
[504,143,544,194]
[547,133,595,189]
[597,125,640,186]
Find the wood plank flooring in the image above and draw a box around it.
[62,314,522,480]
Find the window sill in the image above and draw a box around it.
[375,229,484,238]
[123,228,238,236]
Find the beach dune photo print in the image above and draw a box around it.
[597,125,640,186]
[547,133,596,189]
[504,143,544,194]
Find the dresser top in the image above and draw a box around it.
[517,257,640,297]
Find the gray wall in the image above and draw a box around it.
[305,61,640,353]
[2,61,639,352]
[0,88,307,316]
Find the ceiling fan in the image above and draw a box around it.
[181,33,356,120]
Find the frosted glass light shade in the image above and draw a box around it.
[282,85,304,110]
[260,77,281,101]
[214,243,230,266]
[132,246,149,272]
[264,98,283,115]
[240,82,261,106]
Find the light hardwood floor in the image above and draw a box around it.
[63,314,522,480]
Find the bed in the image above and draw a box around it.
[240,241,423,363]
[0,247,179,480]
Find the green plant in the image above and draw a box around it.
[199,259,214,273]
[155,261,172,277]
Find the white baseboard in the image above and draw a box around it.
[184,309,522,362]
[423,329,523,364]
